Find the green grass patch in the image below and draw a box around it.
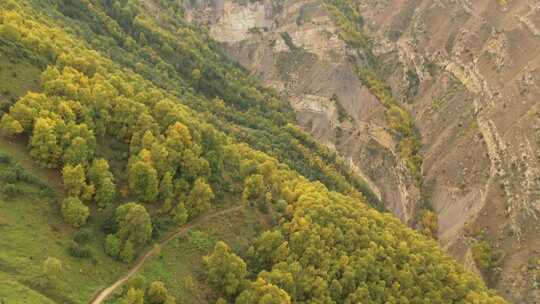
[0,145,131,303]
[105,207,269,304]
[0,272,57,304]
[0,41,42,113]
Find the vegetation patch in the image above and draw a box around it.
[0,44,42,113]
[472,236,502,286]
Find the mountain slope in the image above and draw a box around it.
[181,0,540,302]
[0,0,509,303]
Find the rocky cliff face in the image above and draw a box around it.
[185,0,421,224]
[359,1,540,302]
[181,0,540,302]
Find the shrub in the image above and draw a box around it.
[0,166,23,182]
[472,239,497,271]
[0,152,12,163]
[67,241,92,258]
[73,229,94,244]
[2,183,22,196]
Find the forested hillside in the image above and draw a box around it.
[0,0,507,303]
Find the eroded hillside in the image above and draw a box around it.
[181,0,540,302]
[0,0,511,303]
[184,0,420,224]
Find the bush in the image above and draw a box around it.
[0,152,12,164]
[418,210,438,238]
[0,166,23,182]
[472,239,498,272]
[2,183,22,196]
[67,241,92,258]
[99,207,118,234]
[73,229,94,244]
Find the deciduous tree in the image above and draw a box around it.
[0,114,23,138]
[115,202,152,246]
[172,202,188,225]
[105,234,121,258]
[63,136,90,165]
[88,159,116,207]
[120,240,135,263]
[30,117,61,167]
[122,288,144,304]
[128,159,159,203]
[186,178,214,218]
[204,241,247,297]
[61,197,89,227]
[235,278,291,304]
[243,174,265,209]
[63,164,86,197]
[147,281,168,304]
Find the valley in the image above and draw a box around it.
[0,0,536,303]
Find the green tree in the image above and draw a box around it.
[243,174,266,208]
[61,197,89,227]
[8,96,37,131]
[63,136,90,165]
[0,114,23,138]
[122,288,144,304]
[95,175,116,207]
[191,69,201,81]
[120,240,135,263]
[81,183,96,202]
[88,158,116,208]
[164,296,176,304]
[249,231,288,269]
[62,164,86,197]
[159,172,174,212]
[186,178,214,218]
[30,117,61,168]
[128,160,159,203]
[151,142,170,177]
[166,122,192,149]
[116,202,153,246]
[147,281,168,304]
[180,149,210,182]
[172,202,188,225]
[139,32,147,46]
[141,131,155,150]
[204,241,247,297]
[105,234,121,257]
[235,278,291,304]
[0,23,20,41]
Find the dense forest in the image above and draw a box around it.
[0,0,505,303]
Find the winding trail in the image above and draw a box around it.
[89,205,244,304]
